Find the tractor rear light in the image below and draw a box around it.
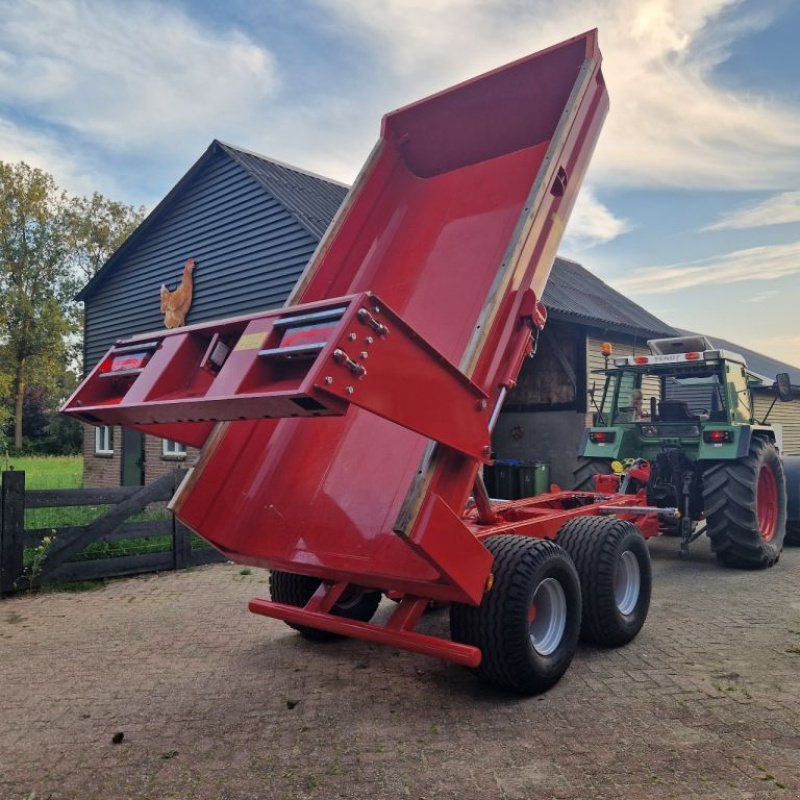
[703,430,732,444]
[633,356,649,364]
[613,358,628,367]
[685,351,701,360]
[590,431,616,443]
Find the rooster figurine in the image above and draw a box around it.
[160,258,196,328]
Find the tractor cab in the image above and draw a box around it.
[582,336,764,465]
[576,335,792,564]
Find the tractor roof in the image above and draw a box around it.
[599,348,746,372]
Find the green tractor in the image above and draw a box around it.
[575,335,795,568]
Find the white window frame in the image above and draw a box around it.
[162,438,187,459]
[95,426,113,456]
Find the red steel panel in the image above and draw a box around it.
[68,31,609,604]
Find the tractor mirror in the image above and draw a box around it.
[775,373,793,402]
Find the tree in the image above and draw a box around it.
[65,192,146,287]
[0,161,144,450]
[63,192,146,372]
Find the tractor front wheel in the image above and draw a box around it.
[573,457,613,491]
[450,536,581,694]
[703,437,787,569]
[269,571,382,641]
[557,516,652,646]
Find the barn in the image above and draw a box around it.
[78,140,800,489]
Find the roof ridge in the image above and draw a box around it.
[215,140,350,189]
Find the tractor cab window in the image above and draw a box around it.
[664,375,726,420]
[726,363,752,423]
[597,370,639,423]
[614,371,641,422]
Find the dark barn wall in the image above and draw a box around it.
[84,149,322,371]
[492,410,587,488]
[492,321,586,488]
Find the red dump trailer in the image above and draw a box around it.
[64,31,669,693]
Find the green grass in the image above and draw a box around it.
[4,455,190,564]
[2,455,83,489]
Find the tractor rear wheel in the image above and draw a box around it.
[702,437,787,569]
[268,571,382,641]
[573,457,613,491]
[556,516,651,646]
[450,536,581,694]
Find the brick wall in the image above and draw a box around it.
[82,424,121,488]
[82,424,199,488]
[144,434,199,483]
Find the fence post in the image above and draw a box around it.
[171,469,191,570]
[1,471,25,594]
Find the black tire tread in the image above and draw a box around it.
[268,571,381,641]
[573,457,613,491]
[450,536,581,694]
[557,516,651,646]
[702,437,786,569]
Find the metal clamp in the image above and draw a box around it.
[357,308,389,336]
[333,348,367,377]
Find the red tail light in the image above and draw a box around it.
[102,353,149,373]
[685,351,701,360]
[99,344,158,376]
[633,356,649,364]
[590,431,616,443]
[703,430,732,444]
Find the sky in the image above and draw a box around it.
[1,0,799,367]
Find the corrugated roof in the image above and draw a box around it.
[218,142,349,240]
[544,257,678,338]
[680,330,800,388]
[78,140,348,300]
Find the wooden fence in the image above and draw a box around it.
[0,469,225,593]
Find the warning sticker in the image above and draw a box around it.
[234,332,266,351]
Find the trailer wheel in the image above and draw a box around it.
[449,536,581,694]
[573,457,612,491]
[268,571,382,642]
[703,437,787,569]
[556,516,651,646]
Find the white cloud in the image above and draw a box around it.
[613,240,800,294]
[0,117,113,197]
[563,188,631,249]
[0,0,278,156]
[745,289,780,303]
[315,0,800,191]
[3,0,800,211]
[703,191,800,231]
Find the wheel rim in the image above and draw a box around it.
[528,577,567,656]
[757,463,778,542]
[614,550,641,616]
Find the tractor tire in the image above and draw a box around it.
[268,571,382,642]
[556,516,652,646]
[702,437,787,569]
[449,536,581,694]
[573,457,613,491]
